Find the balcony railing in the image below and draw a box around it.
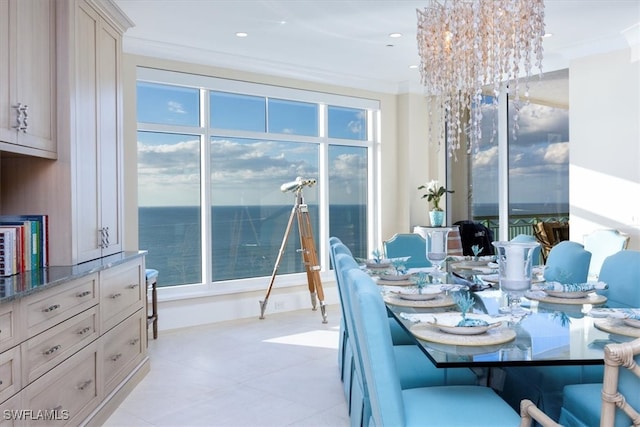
[474,213,570,241]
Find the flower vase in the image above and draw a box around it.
[429,210,445,227]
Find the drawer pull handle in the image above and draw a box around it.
[0,380,3,385]
[127,283,140,289]
[77,290,91,298]
[77,327,92,336]
[129,338,140,346]
[111,353,122,362]
[43,345,61,356]
[77,379,93,391]
[110,293,122,299]
[43,304,60,313]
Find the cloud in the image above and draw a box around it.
[167,101,187,114]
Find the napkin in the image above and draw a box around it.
[588,308,640,319]
[399,312,515,325]
[532,281,608,292]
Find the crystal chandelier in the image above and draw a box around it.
[416,0,545,157]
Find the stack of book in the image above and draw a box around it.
[0,215,49,277]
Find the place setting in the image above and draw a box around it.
[401,293,517,346]
[524,281,608,305]
[588,307,640,338]
[382,272,459,308]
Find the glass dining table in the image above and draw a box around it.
[380,261,639,369]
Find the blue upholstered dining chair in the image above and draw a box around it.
[346,267,521,427]
[499,241,592,422]
[383,233,431,269]
[329,236,352,385]
[335,252,478,427]
[583,229,630,279]
[543,241,591,284]
[556,338,640,427]
[511,234,543,266]
[595,250,640,308]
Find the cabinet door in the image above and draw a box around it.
[0,0,56,154]
[97,18,123,258]
[0,0,15,145]
[13,0,56,153]
[75,0,122,263]
[74,0,102,263]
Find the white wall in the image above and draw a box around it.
[569,47,640,249]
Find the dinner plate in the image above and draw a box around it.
[366,261,391,269]
[426,321,502,335]
[391,287,442,301]
[623,318,640,329]
[379,273,412,281]
[545,290,590,299]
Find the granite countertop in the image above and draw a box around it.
[0,251,147,303]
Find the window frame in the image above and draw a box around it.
[136,67,381,299]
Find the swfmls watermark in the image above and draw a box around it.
[3,409,70,421]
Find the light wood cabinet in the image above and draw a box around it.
[0,301,20,354]
[23,273,97,338]
[21,340,100,426]
[0,0,56,158]
[0,346,21,405]
[102,310,145,397]
[21,306,98,385]
[0,255,148,425]
[0,0,133,266]
[100,258,144,332]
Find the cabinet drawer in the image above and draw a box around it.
[21,307,98,384]
[100,260,143,332]
[24,274,98,337]
[0,393,22,427]
[102,309,144,396]
[0,301,21,354]
[0,345,21,405]
[22,341,99,426]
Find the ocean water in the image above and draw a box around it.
[139,205,367,287]
[139,203,566,287]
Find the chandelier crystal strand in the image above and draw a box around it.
[417,0,545,157]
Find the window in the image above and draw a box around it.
[137,68,379,288]
[468,70,570,240]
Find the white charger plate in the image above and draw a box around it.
[391,287,442,301]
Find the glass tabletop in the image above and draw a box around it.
[385,288,637,368]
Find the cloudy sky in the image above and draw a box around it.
[471,99,569,208]
[137,83,568,209]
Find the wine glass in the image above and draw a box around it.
[491,241,540,315]
[425,227,452,282]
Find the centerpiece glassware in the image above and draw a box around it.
[492,241,541,315]
[425,227,452,281]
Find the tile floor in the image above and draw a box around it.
[104,305,349,427]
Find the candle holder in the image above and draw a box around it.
[425,227,453,282]
[492,241,540,315]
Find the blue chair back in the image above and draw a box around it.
[598,250,640,308]
[347,267,405,427]
[383,233,431,268]
[544,241,591,284]
[511,234,542,265]
[583,229,630,278]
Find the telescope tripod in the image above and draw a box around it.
[259,190,327,323]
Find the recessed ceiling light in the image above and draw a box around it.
[389,32,402,38]
[409,64,418,69]
[236,32,248,38]
[543,32,553,38]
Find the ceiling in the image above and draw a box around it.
[114,0,639,99]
